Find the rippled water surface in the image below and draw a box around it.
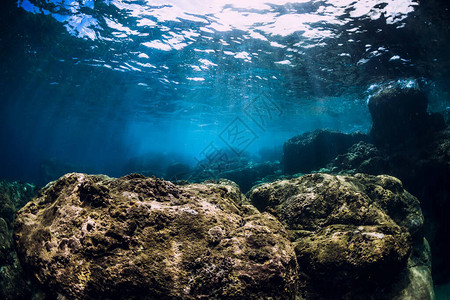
[0,0,449,182]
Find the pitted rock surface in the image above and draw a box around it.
[14,173,297,300]
[249,173,425,299]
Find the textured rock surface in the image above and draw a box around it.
[282,129,369,174]
[326,126,450,283]
[327,141,387,175]
[14,173,297,300]
[248,173,432,299]
[0,181,39,299]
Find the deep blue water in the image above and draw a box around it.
[0,0,449,185]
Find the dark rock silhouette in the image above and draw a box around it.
[368,86,445,147]
[165,162,191,181]
[282,130,369,174]
[191,154,281,193]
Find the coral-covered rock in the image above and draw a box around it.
[14,173,297,300]
[282,130,369,174]
[248,173,430,299]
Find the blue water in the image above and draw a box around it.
[1,0,450,297]
[0,0,449,185]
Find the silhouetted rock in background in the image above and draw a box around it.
[282,130,369,174]
[191,155,281,193]
[39,158,94,186]
[165,162,191,181]
[368,85,445,147]
[327,141,387,174]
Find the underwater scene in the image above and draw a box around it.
[1,0,450,298]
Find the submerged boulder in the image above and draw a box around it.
[282,130,369,174]
[248,173,432,299]
[326,125,450,283]
[14,173,297,300]
[327,141,388,175]
[165,162,191,181]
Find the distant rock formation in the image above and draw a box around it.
[282,129,369,174]
[13,172,432,299]
[191,156,281,193]
[165,162,191,181]
[368,85,445,147]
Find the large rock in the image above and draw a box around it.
[368,85,445,147]
[248,173,432,299]
[282,130,368,174]
[14,173,297,299]
[326,126,450,283]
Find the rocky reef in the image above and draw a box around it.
[281,84,449,285]
[0,180,39,299]
[13,172,431,299]
[326,127,450,284]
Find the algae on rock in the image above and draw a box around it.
[0,180,39,300]
[248,173,432,299]
[14,173,297,300]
